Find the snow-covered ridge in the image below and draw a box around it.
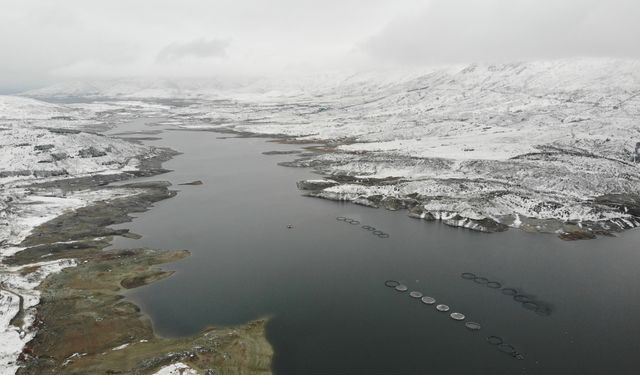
[0,96,77,120]
[14,58,640,238]
[0,96,167,374]
[159,58,640,236]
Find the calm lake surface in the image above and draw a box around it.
[109,118,640,375]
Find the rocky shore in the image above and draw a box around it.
[0,96,273,374]
[10,182,271,374]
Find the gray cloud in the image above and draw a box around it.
[362,0,640,64]
[1,0,638,93]
[156,38,229,62]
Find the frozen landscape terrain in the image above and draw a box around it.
[0,96,170,373]
[2,58,640,373]
[183,59,640,237]
[28,58,639,238]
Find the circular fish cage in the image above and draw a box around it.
[535,306,552,316]
[498,344,516,354]
[421,296,436,305]
[486,336,503,345]
[409,291,423,298]
[336,216,347,221]
[395,284,409,292]
[486,281,502,289]
[461,272,477,280]
[513,352,525,360]
[436,304,450,312]
[376,233,390,238]
[513,294,532,303]
[473,277,489,285]
[384,280,400,288]
[501,288,518,296]
[522,301,539,311]
[450,312,465,321]
[346,219,360,225]
[465,322,481,331]
[362,225,376,231]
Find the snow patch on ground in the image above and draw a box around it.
[0,187,137,373]
[1,259,76,374]
[0,95,166,374]
[153,362,199,375]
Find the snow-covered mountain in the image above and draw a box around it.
[0,95,77,120]
[21,77,247,99]
[13,58,640,238]
[164,58,640,237]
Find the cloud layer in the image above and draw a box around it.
[156,38,229,62]
[363,0,640,64]
[0,0,638,92]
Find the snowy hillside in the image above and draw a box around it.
[21,77,244,99]
[0,95,169,371]
[165,58,640,237]
[0,95,77,120]
[13,58,640,237]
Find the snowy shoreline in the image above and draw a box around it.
[0,95,272,374]
[15,59,640,240]
[0,96,174,374]
[2,57,640,372]
[157,59,640,239]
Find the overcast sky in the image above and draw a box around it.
[1,0,638,92]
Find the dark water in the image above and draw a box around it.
[109,118,640,375]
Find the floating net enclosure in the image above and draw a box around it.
[513,294,532,303]
[436,304,450,312]
[522,301,539,311]
[421,296,436,305]
[465,322,481,330]
[498,343,516,354]
[486,281,502,289]
[513,352,525,360]
[501,288,518,296]
[384,280,400,288]
[535,305,552,316]
[473,277,489,285]
[450,312,465,321]
[395,284,408,292]
[486,336,503,345]
[409,291,423,298]
[461,272,477,280]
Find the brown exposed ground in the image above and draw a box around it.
[17,248,272,375]
[8,168,273,374]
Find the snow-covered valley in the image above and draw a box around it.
[2,57,640,373]
[77,58,638,238]
[15,59,640,237]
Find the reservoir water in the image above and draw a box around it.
[109,118,640,375]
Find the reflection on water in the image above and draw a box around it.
[109,118,640,375]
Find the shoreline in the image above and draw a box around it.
[192,125,640,240]
[1,82,639,371]
[1,125,274,374]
